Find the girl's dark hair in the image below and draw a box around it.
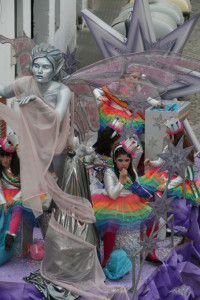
[170,129,194,163]
[113,145,136,182]
[0,148,20,178]
[93,127,121,156]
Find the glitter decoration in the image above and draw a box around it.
[114,227,140,269]
[139,233,159,257]
[157,136,194,183]
[148,191,175,222]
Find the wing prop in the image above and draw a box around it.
[64,51,200,138]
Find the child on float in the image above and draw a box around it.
[140,117,200,252]
[91,141,162,268]
[93,71,164,136]
[84,118,143,174]
[0,134,22,265]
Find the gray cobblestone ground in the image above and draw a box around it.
[76,0,200,140]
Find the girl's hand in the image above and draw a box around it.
[98,96,108,102]
[119,168,127,184]
[157,101,165,109]
[144,158,151,167]
[156,183,166,192]
[6,199,15,208]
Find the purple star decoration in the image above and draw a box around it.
[148,191,175,222]
[63,47,80,75]
[139,233,159,257]
[157,136,194,184]
[82,0,200,57]
[82,0,200,99]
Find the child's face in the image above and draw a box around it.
[0,154,12,169]
[111,137,121,151]
[115,154,130,171]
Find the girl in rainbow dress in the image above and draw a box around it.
[139,117,200,252]
[91,140,162,267]
[93,72,164,136]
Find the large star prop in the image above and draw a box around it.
[82,0,200,99]
[82,0,200,58]
[148,191,175,222]
[157,137,194,184]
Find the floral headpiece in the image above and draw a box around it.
[121,137,139,155]
[0,133,19,153]
[164,117,183,136]
[108,117,125,138]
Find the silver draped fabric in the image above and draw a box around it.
[55,149,100,247]
[24,150,100,300]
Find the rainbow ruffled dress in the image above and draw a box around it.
[139,166,200,207]
[99,87,145,135]
[92,168,152,236]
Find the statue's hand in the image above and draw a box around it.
[17,95,36,105]
[76,144,94,157]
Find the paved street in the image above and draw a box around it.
[181,0,200,140]
[76,0,200,140]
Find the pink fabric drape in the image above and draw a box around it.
[0,76,95,222]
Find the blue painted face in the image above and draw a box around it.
[115,154,130,171]
[32,57,54,83]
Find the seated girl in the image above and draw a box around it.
[0,134,22,265]
[93,72,164,136]
[141,117,199,205]
[91,142,161,267]
[84,125,143,194]
[140,117,200,252]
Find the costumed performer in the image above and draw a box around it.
[93,71,165,136]
[84,123,142,194]
[140,117,200,253]
[91,141,162,268]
